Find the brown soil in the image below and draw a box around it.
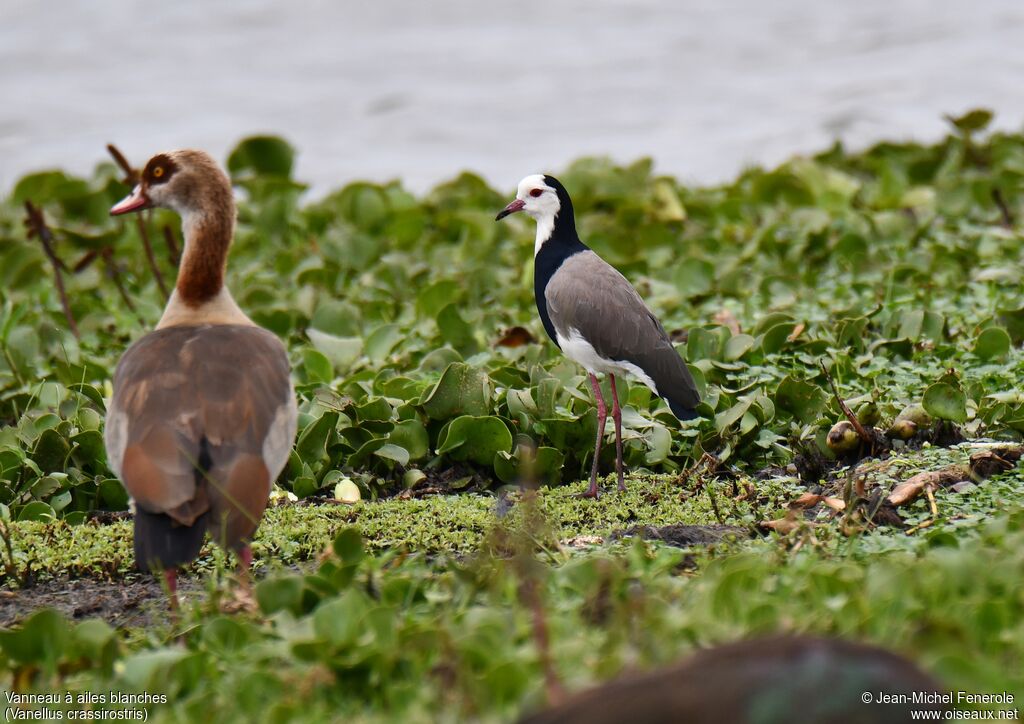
[0,574,202,629]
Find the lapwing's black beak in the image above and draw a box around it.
[110,185,152,216]
[495,198,525,221]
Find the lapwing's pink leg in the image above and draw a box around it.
[237,544,253,575]
[583,373,607,499]
[164,568,180,611]
[609,374,625,491]
[237,544,254,593]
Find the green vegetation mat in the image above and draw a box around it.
[2,109,1024,720]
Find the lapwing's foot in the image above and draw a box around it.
[617,478,627,493]
[578,482,600,499]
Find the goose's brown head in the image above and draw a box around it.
[110,150,232,218]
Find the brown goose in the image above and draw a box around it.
[497,175,700,498]
[105,150,297,606]
[518,635,949,724]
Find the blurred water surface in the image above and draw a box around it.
[2,0,1023,194]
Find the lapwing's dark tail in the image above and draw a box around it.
[134,508,207,571]
[667,396,699,421]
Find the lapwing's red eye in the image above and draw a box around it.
[529,189,543,198]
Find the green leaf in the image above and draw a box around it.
[255,575,305,615]
[388,419,429,461]
[307,329,363,370]
[302,348,334,384]
[296,412,339,462]
[974,327,1011,361]
[421,363,491,419]
[723,334,755,361]
[923,382,967,423]
[0,608,70,667]
[774,376,827,424]
[227,135,295,178]
[332,527,365,567]
[947,108,993,134]
[673,258,714,297]
[436,415,512,465]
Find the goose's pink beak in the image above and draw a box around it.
[110,185,151,216]
[495,198,525,221]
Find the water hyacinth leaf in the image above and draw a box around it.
[365,324,404,362]
[332,527,365,566]
[715,398,753,434]
[15,500,54,522]
[33,428,70,473]
[309,299,361,336]
[673,258,714,297]
[923,382,967,423]
[302,348,334,384]
[354,396,393,422]
[996,306,1024,344]
[421,362,491,419]
[313,589,371,646]
[774,376,827,424]
[723,334,756,361]
[97,479,129,510]
[0,608,71,668]
[974,327,1011,361]
[72,619,117,666]
[686,327,720,362]
[948,108,993,134]
[296,411,339,462]
[388,419,429,461]
[644,425,672,464]
[436,415,513,465]
[373,443,410,467]
[760,322,797,354]
[417,280,463,318]
[227,135,295,178]
[307,329,363,370]
[255,575,305,616]
[437,303,478,353]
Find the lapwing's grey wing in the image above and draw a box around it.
[545,251,700,416]
[105,324,296,549]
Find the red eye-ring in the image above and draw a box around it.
[529,188,543,197]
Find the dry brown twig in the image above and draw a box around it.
[24,201,79,338]
[107,143,170,301]
[818,360,874,452]
[162,225,181,267]
[992,188,1014,229]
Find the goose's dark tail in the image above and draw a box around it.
[133,437,212,571]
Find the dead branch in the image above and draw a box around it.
[992,188,1014,229]
[100,247,144,324]
[106,144,169,300]
[163,224,181,267]
[23,201,78,338]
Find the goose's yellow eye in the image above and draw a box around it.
[152,166,164,179]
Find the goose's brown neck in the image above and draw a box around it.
[177,193,235,307]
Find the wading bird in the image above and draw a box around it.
[105,150,297,607]
[497,175,700,498]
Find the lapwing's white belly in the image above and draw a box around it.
[557,328,659,394]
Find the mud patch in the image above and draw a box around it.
[610,523,750,547]
[0,575,201,629]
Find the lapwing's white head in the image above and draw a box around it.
[496,174,572,254]
[110,150,233,221]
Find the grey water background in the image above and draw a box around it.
[2,0,1024,196]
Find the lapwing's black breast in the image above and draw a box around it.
[533,236,587,349]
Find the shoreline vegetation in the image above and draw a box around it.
[2,110,1024,719]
